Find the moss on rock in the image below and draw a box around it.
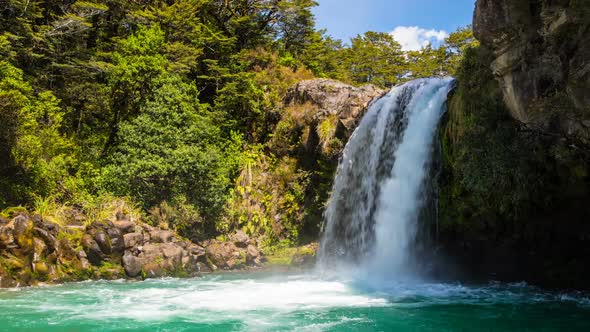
[438,45,590,289]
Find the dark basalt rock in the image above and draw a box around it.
[93,231,112,255]
[81,234,104,266]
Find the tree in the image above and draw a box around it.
[343,31,407,88]
[406,44,448,79]
[103,75,240,232]
[298,29,347,80]
[444,26,479,75]
[275,0,317,57]
[104,24,169,152]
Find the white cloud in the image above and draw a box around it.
[390,26,449,51]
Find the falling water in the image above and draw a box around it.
[1,80,587,332]
[318,77,455,280]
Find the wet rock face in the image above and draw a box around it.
[474,0,590,142]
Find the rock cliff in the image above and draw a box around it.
[436,0,590,289]
[474,0,590,144]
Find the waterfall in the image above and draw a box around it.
[318,77,454,280]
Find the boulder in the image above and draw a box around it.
[231,230,250,248]
[16,267,32,286]
[142,262,166,278]
[33,237,47,258]
[206,241,240,270]
[124,232,144,249]
[107,228,124,254]
[150,230,174,243]
[32,214,43,227]
[122,252,142,278]
[0,226,14,248]
[81,234,103,266]
[34,227,57,252]
[0,268,17,288]
[187,245,205,257]
[246,244,261,265]
[77,250,91,270]
[12,216,34,252]
[114,220,135,234]
[93,231,112,255]
[42,222,59,233]
[139,243,162,260]
[56,238,78,261]
[160,243,183,264]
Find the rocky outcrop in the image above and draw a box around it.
[474,0,590,143]
[224,79,385,243]
[281,79,386,166]
[284,79,386,131]
[0,211,264,287]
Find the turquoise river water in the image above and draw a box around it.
[0,272,589,331]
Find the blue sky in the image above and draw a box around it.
[312,0,476,50]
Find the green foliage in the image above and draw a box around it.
[443,26,479,75]
[77,194,143,226]
[440,46,532,228]
[343,31,406,87]
[0,58,30,177]
[297,30,346,79]
[223,153,309,246]
[0,0,478,246]
[103,74,239,232]
[0,57,78,207]
[149,197,203,241]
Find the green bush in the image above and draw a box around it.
[102,74,241,234]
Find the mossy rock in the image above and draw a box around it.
[33,261,49,280]
[16,267,32,286]
[12,216,35,253]
[96,263,125,280]
[0,207,28,219]
[0,253,26,272]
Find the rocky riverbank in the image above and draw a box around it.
[0,209,265,288]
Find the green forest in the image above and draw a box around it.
[0,0,475,247]
[1,1,590,330]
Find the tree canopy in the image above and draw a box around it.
[0,0,475,242]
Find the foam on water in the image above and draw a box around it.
[0,274,589,331]
[0,274,387,329]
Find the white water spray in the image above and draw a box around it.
[319,78,454,280]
